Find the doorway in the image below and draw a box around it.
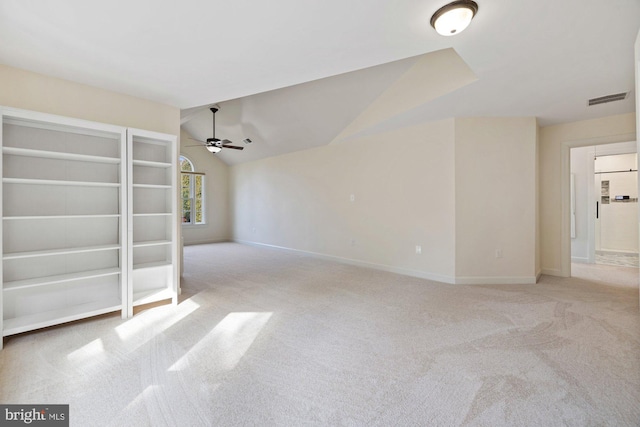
[570,141,638,268]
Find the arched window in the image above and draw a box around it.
[180,155,205,224]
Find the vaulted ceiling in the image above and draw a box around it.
[1,0,638,165]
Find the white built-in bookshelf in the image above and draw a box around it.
[1,107,178,348]
[127,129,179,316]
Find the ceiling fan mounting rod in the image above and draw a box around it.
[210,107,218,140]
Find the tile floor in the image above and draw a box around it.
[595,250,639,268]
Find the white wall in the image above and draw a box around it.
[597,153,638,253]
[180,129,231,245]
[231,119,457,282]
[636,28,640,306]
[454,118,538,283]
[570,145,591,262]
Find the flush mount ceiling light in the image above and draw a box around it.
[430,0,478,36]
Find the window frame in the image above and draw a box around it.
[180,155,206,226]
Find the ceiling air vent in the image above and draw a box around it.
[588,92,629,106]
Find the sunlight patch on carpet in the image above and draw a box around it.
[115,298,201,343]
[67,338,104,363]
[168,312,273,372]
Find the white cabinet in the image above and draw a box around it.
[0,108,178,348]
[127,129,178,316]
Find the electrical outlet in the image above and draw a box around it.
[415,245,422,254]
[252,227,256,233]
[350,194,355,202]
[495,249,503,258]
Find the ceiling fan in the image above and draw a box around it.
[189,107,244,153]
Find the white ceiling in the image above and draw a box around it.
[1,0,639,165]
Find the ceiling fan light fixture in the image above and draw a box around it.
[206,145,221,154]
[430,0,478,36]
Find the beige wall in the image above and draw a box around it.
[231,119,457,282]
[539,113,636,276]
[455,118,538,283]
[0,64,179,135]
[8,64,634,284]
[180,129,231,245]
[231,116,540,284]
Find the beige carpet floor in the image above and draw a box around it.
[1,242,639,426]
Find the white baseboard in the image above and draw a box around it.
[453,276,537,285]
[536,270,542,282]
[234,239,537,286]
[541,268,566,277]
[234,239,457,284]
[184,238,230,246]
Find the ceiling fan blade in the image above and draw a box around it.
[184,144,206,148]
[222,145,244,150]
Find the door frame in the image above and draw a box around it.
[561,133,636,277]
